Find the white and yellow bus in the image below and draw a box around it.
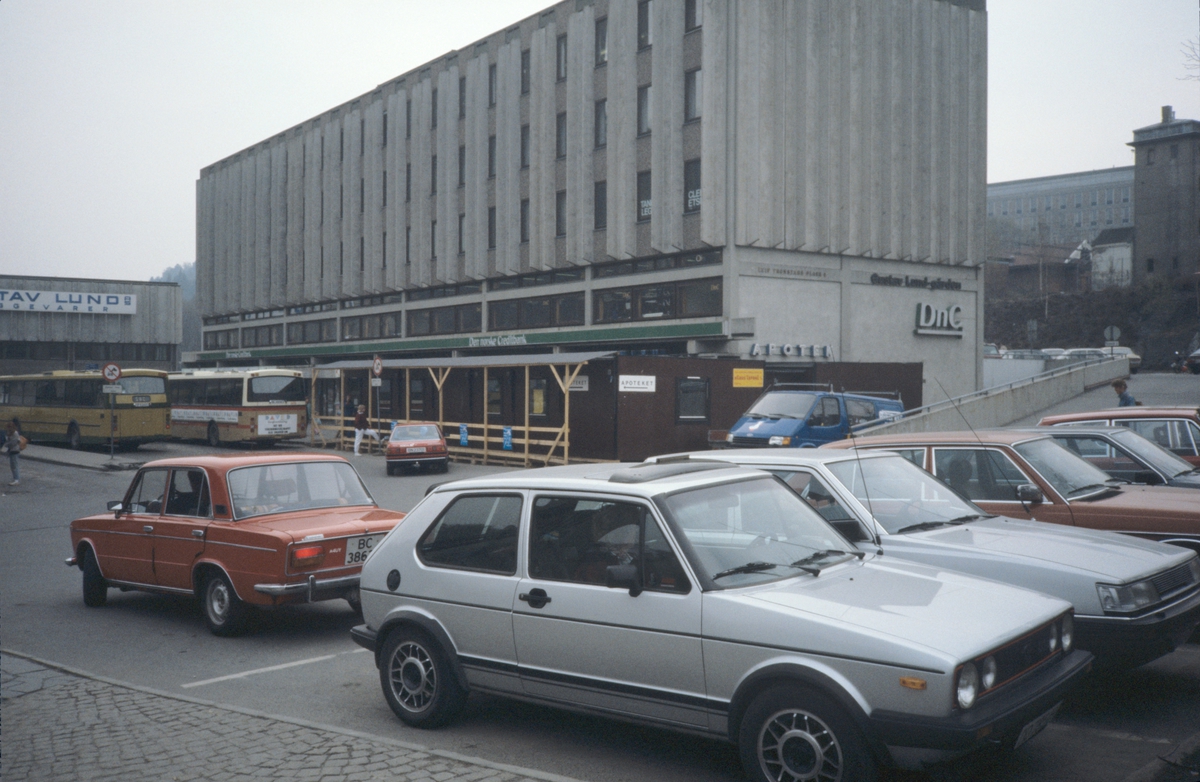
[168,369,308,446]
[0,369,171,449]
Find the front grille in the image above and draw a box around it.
[1152,561,1200,600]
[729,436,772,448]
[991,622,1058,689]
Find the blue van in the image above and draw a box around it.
[722,386,904,448]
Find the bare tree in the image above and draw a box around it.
[1184,38,1200,80]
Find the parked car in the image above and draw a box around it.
[645,449,1200,668]
[67,453,405,636]
[1106,347,1141,373]
[722,386,904,448]
[385,423,449,475]
[824,430,1200,554]
[1021,426,1200,489]
[353,462,1090,781]
[1039,407,1200,467]
[1186,348,1200,375]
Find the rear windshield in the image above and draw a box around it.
[227,461,374,519]
[391,424,442,440]
[248,376,307,403]
[745,392,817,419]
[118,376,166,395]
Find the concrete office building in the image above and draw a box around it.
[0,275,183,374]
[1129,105,1200,284]
[987,167,1135,251]
[196,0,987,401]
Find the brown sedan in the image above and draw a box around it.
[67,453,405,636]
[825,430,1200,554]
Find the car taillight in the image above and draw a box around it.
[291,545,325,569]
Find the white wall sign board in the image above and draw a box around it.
[618,375,656,393]
[257,414,298,435]
[569,376,589,392]
[172,408,240,424]
[0,289,137,314]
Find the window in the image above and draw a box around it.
[595,18,608,66]
[1122,187,1130,203]
[595,278,721,323]
[458,145,466,186]
[529,378,547,415]
[685,0,702,30]
[488,135,497,178]
[594,100,607,148]
[127,469,169,515]
[637,85,652,135]
[431,88,437,127]
[684,69,702,121]
[521,49,531,94]
[684,159,701,213]
[487,376,502,416]
[637,170,651,222]
[594,181,607,229]
[430,155,437,194]
[488,63,497,107]
[488,292,584,330]
[676,378,709,423]
[458,214,465,254]
[418,495,521,574]
[556,190,567,236]
[407,303,482,336]
[678,278,722,316]
[1147,258,1155,273]
[459,76,467,118]
[431,219,437,260]
[933,448,1030,502]
[405,163,411,202]
[382,111,388,145]
[637,0,653,49]
[556,34,568,81]
[520,124,530,168]
[382,171,387,206]
[520,198,530,243]
[1120,419,1200,458]
[529,496,689,592]
[406,99,412,138]
[1090,191,1097,206]
[844,398,877,426]
[405,226,411,265]
[556,113,567,158]
[488,206,497,249]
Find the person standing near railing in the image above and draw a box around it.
[353,405,381,455]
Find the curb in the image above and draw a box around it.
[19,451,143,472]
[1,647,589,782]
[1122,729,1200,782]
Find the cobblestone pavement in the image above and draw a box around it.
[0,651,583,782]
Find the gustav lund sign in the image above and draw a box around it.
[0,289,137,314]
[914,302,964,337]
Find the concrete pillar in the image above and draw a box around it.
[566,6,595,266]
[495,40,522,277]
[651,0,683,254]
[606,0,636,260]
[436,67,458,284]
[529,21,557,270]
[465,54,489,279]
[700,0,728,249]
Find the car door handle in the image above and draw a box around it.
[191,529,204,538]
[142,525,154,533]
[519,589,551,609]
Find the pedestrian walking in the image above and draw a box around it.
[353,405,380,455]
[1112,379,1139,407]
[5,420,22,485]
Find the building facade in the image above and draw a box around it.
[1129,106,1200,284]
[986,167,1135,254]
[0,275,182,374]
[196,0,987,401]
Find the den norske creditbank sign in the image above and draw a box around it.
[868,274,964,338]
[0,289,138,314]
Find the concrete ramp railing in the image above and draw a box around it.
[858,357,1130,435]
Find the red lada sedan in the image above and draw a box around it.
[67,453,406,636]
[385,423,449,475]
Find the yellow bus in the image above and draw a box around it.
[0,369,171,449]
[168,369,308,446]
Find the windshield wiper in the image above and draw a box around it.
[895,514,988,534]
[712,561,781,580]
[788,549,864,575]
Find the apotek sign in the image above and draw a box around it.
[914,303,964,337]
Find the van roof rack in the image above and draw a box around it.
[607,462,727,484]
[768,382,833,392]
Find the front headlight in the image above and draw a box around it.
[1048,623,1059,653]
[1096,579,1161,613]
[725,432,734,443]
[956,663,979,709]
[1188,557,1200,584]
[768,436,792,446]
[1061,613,1074,652]
[980,656,997,690]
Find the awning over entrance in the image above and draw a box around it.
[311,350,616,371]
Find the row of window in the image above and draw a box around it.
[206,277,722,349]
[987,187,1130,216]
[0,341,173,362]
[1001,206,1132,233]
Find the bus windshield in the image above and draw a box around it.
[248,376,307,403]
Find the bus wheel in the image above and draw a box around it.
[67,423,81,450]
[207,421,220,448]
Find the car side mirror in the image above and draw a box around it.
[1132,470,1163,486]
[1016,484,1044,503]
[107,501,124,516]
[605,564,643,597]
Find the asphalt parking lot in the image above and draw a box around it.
[3,379,1199,782]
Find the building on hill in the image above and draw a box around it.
[1129,106,1200,285]
[1090,227,1134,290]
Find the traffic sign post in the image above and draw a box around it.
[372,357,384,444]
[101,363,121,459]
[1103,326,1121,358]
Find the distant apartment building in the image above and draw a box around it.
[1129,105,1200,284]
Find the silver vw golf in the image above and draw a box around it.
[353,463,1091,781]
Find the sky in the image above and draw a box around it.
[1,0,1197,283]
